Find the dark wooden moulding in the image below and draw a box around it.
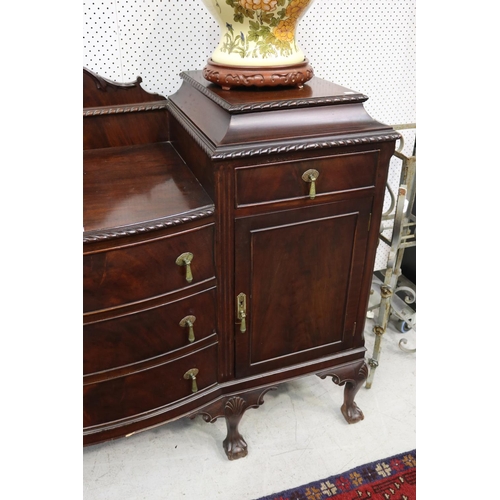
[83,68,399,460]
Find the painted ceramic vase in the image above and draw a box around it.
[201,0,316,68]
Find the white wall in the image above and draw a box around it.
[83,0,416,270]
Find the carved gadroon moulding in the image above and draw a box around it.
[83,101,168,117]
[83,207,215,244]
[166,101,401,161]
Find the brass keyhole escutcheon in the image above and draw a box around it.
[175,252,194,283]
[183,368,199,393]
[302,169,320,199]
[179,315,196,343]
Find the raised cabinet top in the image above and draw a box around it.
[168,71,400,160]
[177,71,369,113]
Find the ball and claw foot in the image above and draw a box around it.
[223,432,248,461]
[341,401,365,424]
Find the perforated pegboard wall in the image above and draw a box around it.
[83,0,416,270]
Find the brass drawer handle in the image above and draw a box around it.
[176,252,194,282]
[179,315,196,343]
[302,169,320,199]
[183,368,199,393]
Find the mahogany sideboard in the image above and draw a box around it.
[83,68,399,460]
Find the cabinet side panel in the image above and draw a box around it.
[168,114,216,200]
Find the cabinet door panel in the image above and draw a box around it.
[234,199,372,377]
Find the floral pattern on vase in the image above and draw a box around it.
[201,0,315,67]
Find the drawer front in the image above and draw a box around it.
[84,224,215,313]
[83,343,218,428]
[84,287,217,375]
[235,151,378,206]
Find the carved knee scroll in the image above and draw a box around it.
[189,386,277,461]
[317,359,368,424]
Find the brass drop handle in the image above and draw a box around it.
[183,368,199,393]
[236,293,247,333]
[175,252,194,283]
[179,315,196,343]
[302,169,320,199]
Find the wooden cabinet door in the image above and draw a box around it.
[234,197,373,378]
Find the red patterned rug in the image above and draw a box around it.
[254,450,416,500]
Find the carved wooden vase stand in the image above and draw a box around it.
[203,58,313,90]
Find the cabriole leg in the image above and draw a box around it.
[340,361,368,423]
[317,360,368,424]
[189,386,276,461]
[223,396,248,460]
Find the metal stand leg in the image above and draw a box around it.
[366,124,416,389]
[366,284,393,389]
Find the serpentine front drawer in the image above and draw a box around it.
[83,223,215,313]
[83,342,218,428]
[84,287,217,374]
